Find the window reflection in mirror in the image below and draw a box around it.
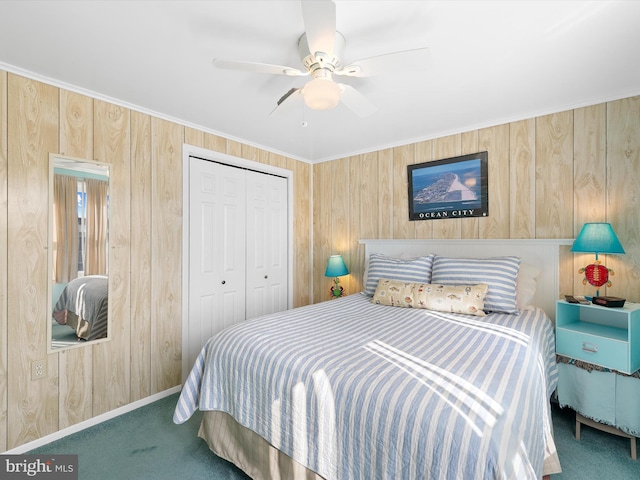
[48,154,110,352]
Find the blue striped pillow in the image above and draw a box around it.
[431,256,521,314]
[364,253,434,296]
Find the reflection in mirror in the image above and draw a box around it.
[48,154,110,352]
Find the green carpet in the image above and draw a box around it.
[551,403,640,479]
[31,393,249,479]
[30,393,640,479]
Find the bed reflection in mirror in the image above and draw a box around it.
[48,154,110,352]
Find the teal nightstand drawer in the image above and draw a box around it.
[557,327,629,372]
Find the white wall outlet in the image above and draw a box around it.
[31,359,46,380]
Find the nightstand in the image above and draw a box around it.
[556,300,640,374]
[556,299,640,459]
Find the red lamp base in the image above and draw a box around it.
[579,260,614,289]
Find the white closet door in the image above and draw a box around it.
[187,159,246,368]
[245,170,288,319]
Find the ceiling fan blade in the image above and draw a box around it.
[270,87,303,116]
[338,84,377,117]
[213,59,308,77]
[335,47,432,77]
[300,0,336,55]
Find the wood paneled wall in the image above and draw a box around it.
[312,96,640,305]
[1,66,637,452]
[0,71,312,451]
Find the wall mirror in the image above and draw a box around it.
[48,154,110,352]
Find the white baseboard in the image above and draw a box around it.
[4,385,182,454]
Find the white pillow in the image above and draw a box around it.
[517,263,541,311]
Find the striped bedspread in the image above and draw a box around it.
[174,294,558,479]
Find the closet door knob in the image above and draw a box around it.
[221,280,226,285]
[264,275,268,279]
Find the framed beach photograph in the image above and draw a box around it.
[407,151,488,221]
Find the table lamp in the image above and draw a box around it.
[325,255,349,298]
[571,222,625,296]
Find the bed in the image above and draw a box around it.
[52,274,108,341]
[174,239,573,479]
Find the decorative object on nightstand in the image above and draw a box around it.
[592,296,626,308]
[570,222,625,297]
[325,255,349,298]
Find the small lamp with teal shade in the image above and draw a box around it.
[325,255,349,298]
[571,222,625,297]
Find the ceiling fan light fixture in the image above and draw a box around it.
[303,77,340,110]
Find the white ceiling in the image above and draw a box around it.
[1,1,639,163]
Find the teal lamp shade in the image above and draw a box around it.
[571,223,625,258]
[571,222,625,294]
[325,255,349,278]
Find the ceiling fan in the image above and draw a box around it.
[212,0,430,117]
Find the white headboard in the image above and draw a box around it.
[359,238,574,322]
